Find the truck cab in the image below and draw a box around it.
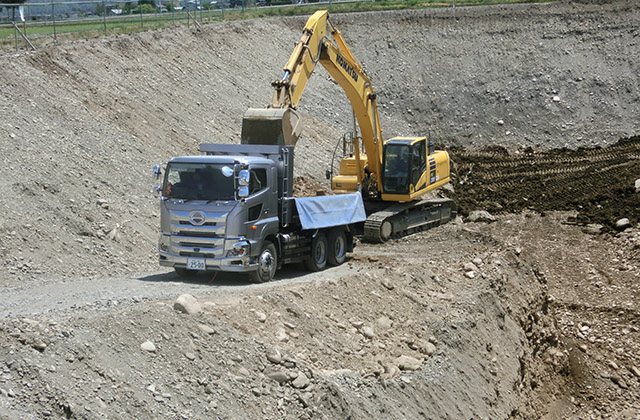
[158,154,280,278]
[155,144,365,282]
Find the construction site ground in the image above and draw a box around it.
[0,0,639,418]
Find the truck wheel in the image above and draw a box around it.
[175,267,198,278]
[327,228,347,266]
[305,233,328,272]
[250,241,277,283]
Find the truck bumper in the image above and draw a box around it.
[159,251,258,273]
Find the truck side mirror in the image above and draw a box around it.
[238,185,249,197]
[238,169,250,186]
[153,164,163,180]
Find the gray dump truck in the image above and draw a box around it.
[153,143,366,282]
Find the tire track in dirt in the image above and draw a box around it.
[450,136,640,230]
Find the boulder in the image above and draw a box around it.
[615,218,631,231]
[466,210,497,223]
[174,294,201,315]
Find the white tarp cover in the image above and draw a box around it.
[294,193,366,230]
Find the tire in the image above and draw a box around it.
[174,267,198,278]
[305,232,328,272]
[249,241,277,283]
[327,228,347,266]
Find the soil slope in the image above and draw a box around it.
[0,1,638,419]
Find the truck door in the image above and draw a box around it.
[243,167,279,238]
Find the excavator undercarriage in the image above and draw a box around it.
[363,197,456,243]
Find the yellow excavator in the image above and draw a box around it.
[241,10,455,242]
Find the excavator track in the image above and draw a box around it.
[363,198,456,243]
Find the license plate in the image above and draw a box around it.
[187,258,206,271]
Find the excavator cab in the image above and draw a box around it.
[382,138,426,195]
[380,137,449,202]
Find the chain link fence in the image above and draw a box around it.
[0,0,360,50]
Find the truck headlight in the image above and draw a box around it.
[227,241,250,257]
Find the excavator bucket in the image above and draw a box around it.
[241,108,302,146]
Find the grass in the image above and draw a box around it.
[0,0,554,50]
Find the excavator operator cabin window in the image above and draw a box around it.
[383,144,410,194]
[411,141,426,187]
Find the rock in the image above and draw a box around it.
[472,257,483,266]
[32,342,47,352]
[107,228,118,241]
[463,262,478,272]
[630,366,640,378]
[238,367,251,377]
[185,352,196,360]
[395,355,422,371]
[583,224,603,235]
[375,316,393,332]
[266,348,282,364]
[464,271,476,279]
[276,328,289,342]
[141,341,156,352]
[497,119,504,125]
[615,218,631,230]
[351,320,364,329]
[174,294,201,315]
[298,392,313,408]
[198,324,215,335]
[361,326,375,339]
[255,311,267,323]
[202,302,216,311]
[265,370,289,384]
[610,375,628,389]
[635,178,640,193]
[420,341,437,356]
[381,279,395,290]
[466,210,497,223]
[292,372,310,389]
[553,95,561,102]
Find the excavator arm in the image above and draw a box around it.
[243,10,384,192]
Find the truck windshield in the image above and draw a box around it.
[163,163,235,201]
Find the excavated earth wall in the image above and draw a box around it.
[0,0,638,419]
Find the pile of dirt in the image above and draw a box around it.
[450,136,640,230]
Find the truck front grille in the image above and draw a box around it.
[179,220,217,226]
[177,231,218,238]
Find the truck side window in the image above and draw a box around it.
[249,169,267,195]
[248,204,263,221]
